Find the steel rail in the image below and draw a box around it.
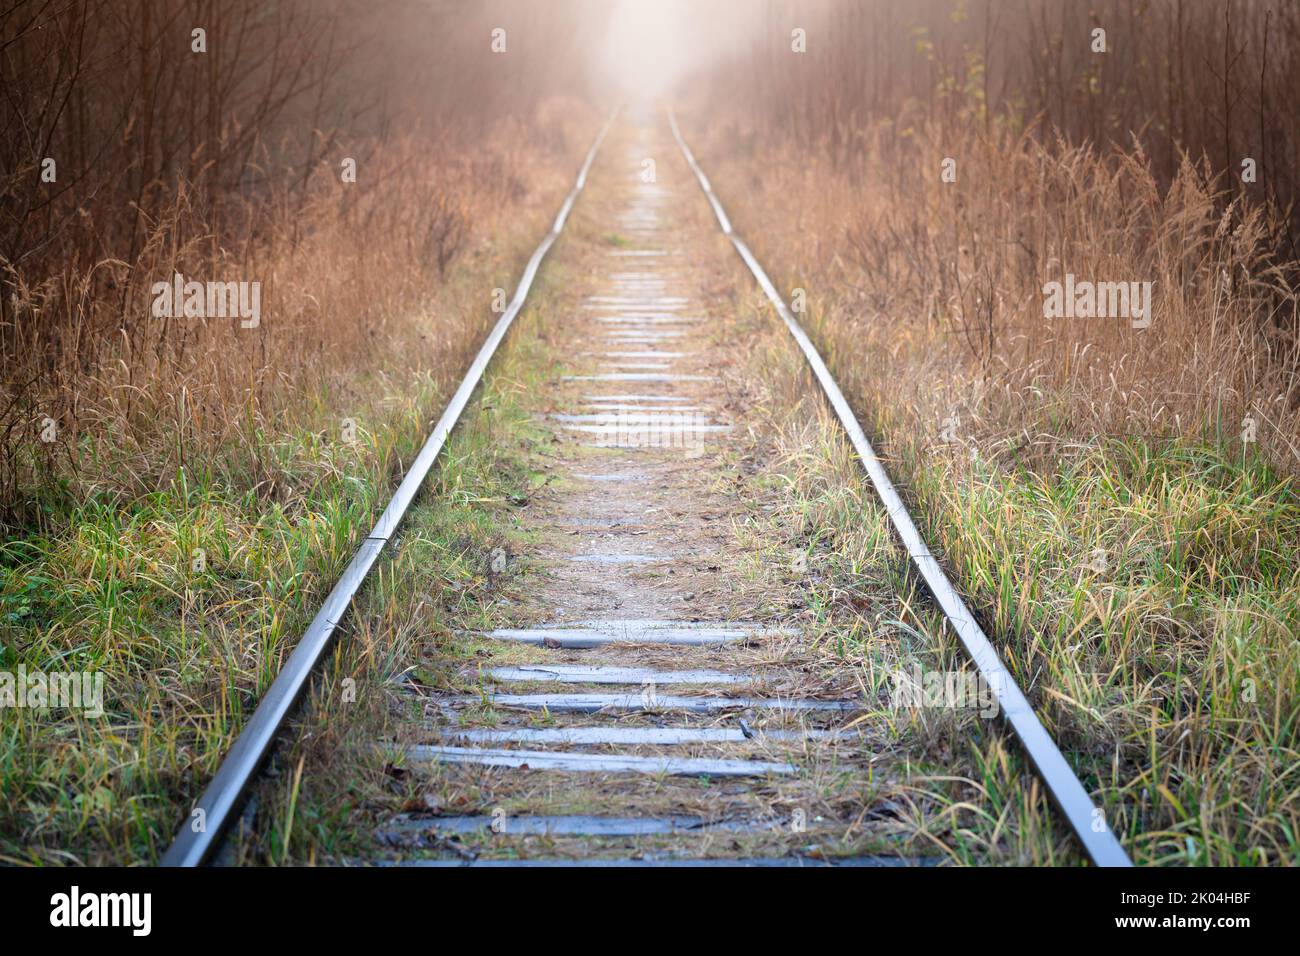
[160,116,614,867]
[667,108,1132,867]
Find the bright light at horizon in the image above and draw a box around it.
[595,0,758,101]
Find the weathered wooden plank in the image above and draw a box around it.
[580,393,694,402]
[379,814,739,836]
[480,627,741,647]
[555,413,718,423]
[443,692,858,713]
[486,664,748,685]
[441,727,854,745]
[563,373,711,382]
[400,745,795,776]
[577,404,705,413]
[601,330,686,340]
[592,351,689,358]
[585,295,689,304]
[476,619,795,648]
[572,618,788,629]
[598,318,677,326]
[558,423,732,436]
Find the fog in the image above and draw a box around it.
[593,0,768,100]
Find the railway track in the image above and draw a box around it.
[163,110,1131,868]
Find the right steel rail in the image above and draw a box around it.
[668,108,1132,868]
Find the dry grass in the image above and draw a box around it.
[0,0,613,865]
[705,115,1300,459]
[0,101,597,865]
[3,117,564,518]
[682,104,1300,864]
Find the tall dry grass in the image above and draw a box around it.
[0,0,605,863]
[713,117,1300,463]
[682,0,1300,863]
[715,0,1300,244]
[0,0,606,528]
[692,0,1300,467]
[4,122,562,519]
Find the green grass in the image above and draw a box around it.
[903,433,1300,864]
[0,214,566,865]
[720,267,1300,865]
[222,269,568,865]
[0,362,469,864]
[11,111,1295,867]
[720,334,1076,864]
[686,110,1300,865]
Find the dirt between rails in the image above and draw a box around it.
[359,114,1014,866]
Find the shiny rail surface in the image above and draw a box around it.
[160,117,614,867]
[667,108,1132,868]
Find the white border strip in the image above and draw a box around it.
[667,108,1131,868]
[161,115,614,867]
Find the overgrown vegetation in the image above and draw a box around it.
[0,0,599,520]
[6,0,1299,868]
[222,271,565,866]
[0,0,600,864]
[686,0,1300,864]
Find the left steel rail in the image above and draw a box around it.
[160,116,613,866]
